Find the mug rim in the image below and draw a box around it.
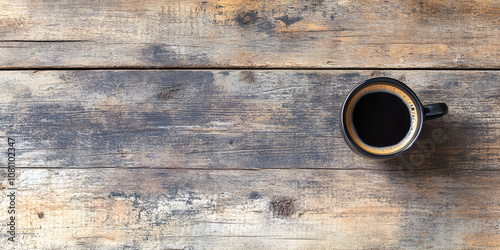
[340,77,425,159]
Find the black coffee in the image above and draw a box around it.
[352,92,411,147]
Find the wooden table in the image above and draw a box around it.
[1,1,499,249]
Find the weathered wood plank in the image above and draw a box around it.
[0,0,499,68]
[2,70,499,170]
[0,168,498,249]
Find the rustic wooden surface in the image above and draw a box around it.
[1,70,499,249]
[1,0,500,249]
[0,0,499,68]
[1,70,499,170]
[1,168,499,249]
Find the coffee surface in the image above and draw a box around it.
[352,92,411,147]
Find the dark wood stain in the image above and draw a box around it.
[235,11,259,26]
[249,191,261,199]
[239,70,257,84]
[270,197,297,217]
[275,15,304,26]
[157,85,182,101]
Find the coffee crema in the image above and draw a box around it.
[344,83,421,155]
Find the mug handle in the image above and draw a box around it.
[423,103,448,120]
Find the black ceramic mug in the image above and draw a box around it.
[340,77,448,159]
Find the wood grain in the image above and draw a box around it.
[0,0,499,68]
[1,70,498,170]
[2,70,499,248]
[0,168,498,249]
[2,0,499,248]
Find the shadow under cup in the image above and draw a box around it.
[341,77,447,159]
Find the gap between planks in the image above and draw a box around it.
[1,67,500,71]
[8,167,500,172]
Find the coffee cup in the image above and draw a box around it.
[340,77,448,159]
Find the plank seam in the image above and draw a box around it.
[1,67,500,71]
[3,167,498,172]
